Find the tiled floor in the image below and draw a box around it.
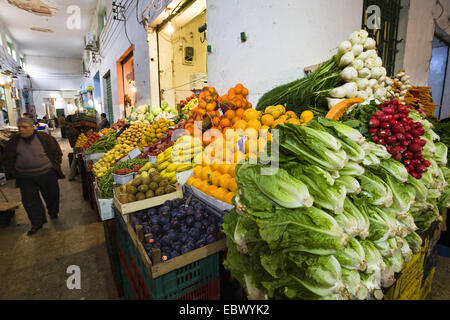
[0,129,448,300]
[0,129,119,300]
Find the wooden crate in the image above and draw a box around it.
[128,220,226,279]
[113,184,183,215]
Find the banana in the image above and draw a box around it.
[157,160,170,171]
[176,164,193,172]
[166,171,176,179]
[167,163,178,172]
[170,176,178,184]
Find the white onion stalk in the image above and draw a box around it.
[327,98,345,109]
[358,68,371,79]
[338,40,353,55]
[370,67,384,79]
[385,77,394,86]
[400,90,408,96]
[349,31,364,45]
[356,78,369,90]
[368,79,378,88]
[380,67,387,77]
[364,38,377,50]
[339,52,355,67]
[374,88,387,100]
[397,72,406,77]
[360,30,369,42]
[366,49,378,59]
[351,59,364,71]
[357,91,369,100]
[378,76,386,84]
[341,67,358,82]
[366,87,374,96]
[374,57,383,67]
[365,58,377,69]
[358,51,369,61]
[343,82,358,98]
[352,44,364,57]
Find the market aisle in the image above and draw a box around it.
[0,129,119,300]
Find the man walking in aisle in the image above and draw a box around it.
[58,113,67,139]
[3,118,65,235]
[98,113,110,130]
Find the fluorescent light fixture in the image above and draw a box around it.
[166,21,174,35]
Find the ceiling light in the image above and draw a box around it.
[166,21,174,35]
[6,76,12,83]
[0,76,4,86]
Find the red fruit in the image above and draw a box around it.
[405,133,413,140]
[403,152,413,160]
[415,173,423,179]
[417,127,425,135]
[414,152,423,160]
[406,166,411,173]
[387,136,397,145]
[388,119,397,126]
[423,160,431,167]
[398,105,408,113]
[383,106,396,115]
[380,122,390,129]
[401,140,410,147]
[369,128,379,135]
[403,160,412,166]
[408,144,422,153]
[410,171,419,179]
[395,133,405,141]
[378,138,386,145]
[374,111,384,118]
[416,165,427,173]
[393,153,402,161]
[369,118,380,128]
[392,124,405,134]
[411,130,420,137]
[411,159,420,166]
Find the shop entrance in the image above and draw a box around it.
[116,47,136,119]
[429,30,449,120]
[155,0,207,109]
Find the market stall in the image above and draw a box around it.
[74,28,448,300]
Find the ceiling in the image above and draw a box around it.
[0,0,97,59]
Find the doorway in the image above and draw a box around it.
[429,31,449,120]
[116,47,136,119]
[103,71,114,123]
[156,0,207,109]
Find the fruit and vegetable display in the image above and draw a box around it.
[112,158,150,174]
[256,29,394,116]
[130,198,224,262]
[97,172,114,198]
[404,86,439,118]
[111,119,128,131]
[75,133,88,148]
[85,130,117,154]
[184,87,221,136]
[139,120,186,158]
[82,128,112,150]
[386,70,413,103]
[154,101,179,121]
[155,135,203,184]
[117,168,178,204]
[222,115,448,300]
[141,118,175,145]
[180,94,198,114]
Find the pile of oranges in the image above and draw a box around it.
[186,163,238,204]
[262,105,314,128]
[185,87,220,136]
[220,83,252,110]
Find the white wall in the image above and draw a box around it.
[206,0,364,105]
[89,0,152,121]
[25,55,83,116]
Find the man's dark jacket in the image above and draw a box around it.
[3,132,65,182]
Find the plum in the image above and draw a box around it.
[196,239,206,248]
[171,210,180,218]
[180,225,189,234]
[168,231,178,242]
[188,228,201,240]
[152,242,161,249]
[159,206,171,215]
[180,234,188,243]
[206,234,216,244]
[207,216,216,225]
[159,216,170,225]
[163,200,173,208]
[160,235,170,247]
[186,216,195,227]
[171,218,181,230]
[162,224,171,235]
[207,225,217,235]
[185,207,194,216]
[144,243,152,251]
[151,225,162,235]
[180,245,191,254]
[150,216,160,226]
[194,211,203,222]
[170,251,179,259]
[146,208,157,217]
[194,222,203,230]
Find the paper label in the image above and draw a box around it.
[128,147,141,159]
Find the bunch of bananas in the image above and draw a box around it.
[156,135,203,183]
[75,133,88,148]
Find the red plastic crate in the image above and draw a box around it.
[178,277,221,300]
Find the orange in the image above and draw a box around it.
[211,162,222,172]
[228,164,237,177]
[246,119,262,131]
[234,85,243,95]
[286,118,301,125]
[247,102,253,109]
[272,119,285,129]
[193,165,202,178]
[228,179,238,192]
[235,108,245,118]
[199,180,210,193]
[260,125,270,130]
[285,111,297,119]
[219,164,232,175]
[261,114,275,127]
[192,178,202,190]
[244,127,259,141]
[232,117,241,125]
[216,187,228,202]
[278,115,288,122]
[199,100,207,108]
[206,185,219,197]
[243,108,259,122]
[206,102,217,111]
[219,174,232,189]
[200,166,212,180]
[242,88,249,96]
[220,118,231,128]
[224,109,235,120]
[209,171,222,186]
[228,88,236,96]
[233,120,247,131]
[224,192,235,204]
[212,117,220,127]
[186,176,196,186]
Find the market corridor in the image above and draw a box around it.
[0,129,118,299]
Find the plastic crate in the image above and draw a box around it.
[103,221,123,290]
[114,207,221,300]
[179,277,220,300]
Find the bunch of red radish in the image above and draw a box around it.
[368,100,430,179]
